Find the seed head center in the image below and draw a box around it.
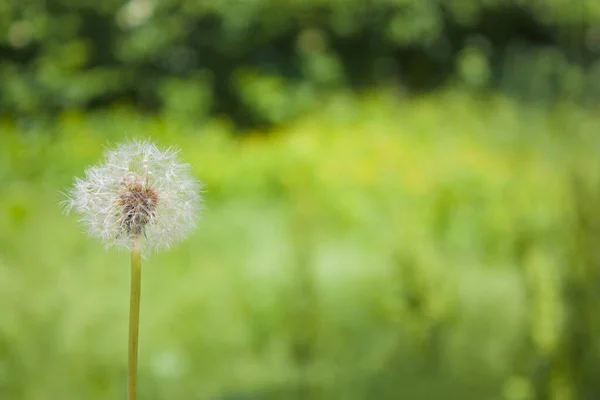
[118,181,159,236]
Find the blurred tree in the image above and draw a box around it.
[0,0,598,125]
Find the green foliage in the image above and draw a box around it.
[1,91,600,399]
[0,0,598,123]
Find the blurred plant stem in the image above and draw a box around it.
[128,239,142,400]
[289,191,318,400]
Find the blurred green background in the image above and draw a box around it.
[2,1,600,399]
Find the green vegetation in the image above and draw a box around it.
[2,1,598,399]
[1,91,600,399]
[1,0,598,122]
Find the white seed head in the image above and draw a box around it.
[62,140,202,252]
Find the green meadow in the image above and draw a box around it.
[1,91,600,399]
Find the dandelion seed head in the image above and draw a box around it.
[63,139,202,252]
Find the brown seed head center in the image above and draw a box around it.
[117,182,159,236]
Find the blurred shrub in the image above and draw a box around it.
[2,91,600,399]
[0,0,599,124]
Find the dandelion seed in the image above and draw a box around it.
[63,139,202,252]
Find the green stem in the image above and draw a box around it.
[128,241,142,400]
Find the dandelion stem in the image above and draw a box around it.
[128,240,142,400]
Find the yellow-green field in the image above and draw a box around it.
[1,91,599,399]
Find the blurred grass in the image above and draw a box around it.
[1,90,600,399]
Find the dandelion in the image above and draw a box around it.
[63,139,201,252]
[62,139,202,400]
